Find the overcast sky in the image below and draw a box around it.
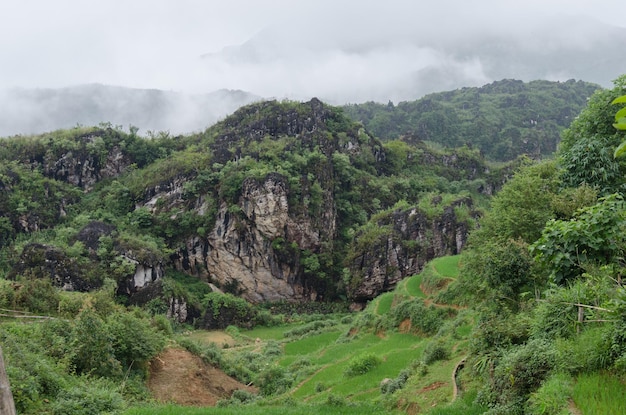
[1,0,625,103]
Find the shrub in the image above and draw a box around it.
[263,340,283,357]
[13,276,60,314]
[152,314,174,336]
[0,278,16,308]
[388,298,454,335]
[380,369,411,395]
[107,310,166,370]
[554,325,613,374]
[202,292,258,329]
[483,339,558,410]
[256,365,293,396]
[70,309,122,378]
[177,338,223,367]
[344,353,382,377]
[283,319,337,338]
[527,372,573,415]
[51,378,125,415]
[422,340,450,365]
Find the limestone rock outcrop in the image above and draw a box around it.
[347,197,477,302]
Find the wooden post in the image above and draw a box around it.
[577,305,584,334]
[0,346,16,415]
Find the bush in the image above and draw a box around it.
[422,340,450,365]
[256,365,293,396]
[152,314,174,336]
[483,339,558,410]
[380,369,411,395]
[51,378,125,415]
[263,340,283,357]
[344,353,382,377]
[388,298,454,335]
[283,319,337,338]
[13,277,60,314]
[107,310,166,370]
[202,292,258,329]
[177,337,224,367]
[70,309,122,378]
[555,326,614,374]
[527,372,573,415]
[0,278,16,308]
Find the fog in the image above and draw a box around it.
[1,0,625,136]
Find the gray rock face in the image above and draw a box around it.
[199,174,324,302]
[168,171,339,303]
[43,138,132,190]
[8,243,100,292]
[347,198,476,302]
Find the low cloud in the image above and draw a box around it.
[0,0,625,136]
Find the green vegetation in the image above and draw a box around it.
[123,403,394,415]
[344,79,600,161]
[1,77,626,414]
[572,373,626,415]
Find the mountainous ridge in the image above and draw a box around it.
[2,75,626,414]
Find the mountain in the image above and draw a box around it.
[2,81,626,414]
[0,98,508,310]
[0,84,260,137]
[343,79,601,161]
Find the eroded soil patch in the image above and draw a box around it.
[148,347,256,406]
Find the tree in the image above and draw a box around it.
[611,94,626,156]
[559,75,626,194]
[470,159,560,245]
[530,194,626,285]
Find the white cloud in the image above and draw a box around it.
[0,0,624,98]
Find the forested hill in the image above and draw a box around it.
[2,78,626,414]
[0,97,507,311]
[343,79,600,161]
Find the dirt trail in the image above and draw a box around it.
[147,347,256,406]
[568,399,583,415]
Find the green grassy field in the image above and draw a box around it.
[405,274,426,298]
[572,372,626,415]
[374,292,396,314]
[125,254,468,414]
[123,403,396,415]
[431,255,461,278]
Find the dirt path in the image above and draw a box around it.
[147,347,256,406]
[568,399,583,415]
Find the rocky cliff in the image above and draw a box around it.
[347,197,477,303]
[2,98,507,311]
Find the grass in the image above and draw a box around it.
[283,331,342,356]
[405,274,426,298]
[131,255,466,414]
[423,390,488,415]
[124,402,397,415]
[572,372,626,415]
[287,332,424,401]
[244,324,293,340]
[431,255,461,278]
[375,292,395,314]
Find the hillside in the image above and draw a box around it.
[1,76,626,415]
[0,97,507,310]
[343,79,600,161]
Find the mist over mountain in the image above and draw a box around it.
[1,13,624,138]
[0,85,260,137]
[200,15,626,104]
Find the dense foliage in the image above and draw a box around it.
[343,79,599,161]
[1,77,625,414]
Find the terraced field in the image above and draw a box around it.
[125,255,482,415]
